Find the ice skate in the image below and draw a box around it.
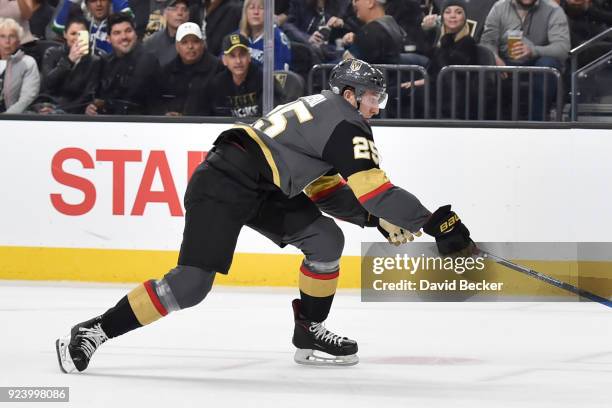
[55,316,108,373]
[291,299,358,366]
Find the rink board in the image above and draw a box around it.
[0,120,611,293]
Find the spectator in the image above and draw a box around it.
[0,17,40,113]
[201,0,242,56]
[132,0,180,40]
[562,0,612,101]
[386,0,432,63]
[143,0,190,66]
[0,0,41,63]
[480,0,570,119]
[157,22,223,115]
[85,12,160,115]
[29,0,53,39]
[342,0,405,64]
[421,0,477,81]
[211,33,273,117]
[282,0,351,62]
[52,0,131,56]
[403,0,478,118]
[40,15,101,113]
[561,0,612,49]
[340,0,364,33]
[238,0,292,70]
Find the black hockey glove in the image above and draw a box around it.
[422,205,473,256]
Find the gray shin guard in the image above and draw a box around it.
[303,258,340,274]
[153,265,216,311]
[152,278,180,313]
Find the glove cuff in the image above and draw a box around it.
[365,214,379,228]
[435,224,471,255]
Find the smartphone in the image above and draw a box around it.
[318,26,331,42]
[77,30,89,55]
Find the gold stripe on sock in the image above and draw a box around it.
[127,284,163,326]
[299,274,338,298]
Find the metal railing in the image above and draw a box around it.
[437,65,563,121]
[307,63,430,119]
[569,27,612,121]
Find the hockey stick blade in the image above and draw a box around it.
[477,249,612,308]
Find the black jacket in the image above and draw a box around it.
[205,0,243,56]
[428,33,478,82]
[429,33,478,119]
[351,15,405,64]
[562,0,612,47]
[385,0,430,55]
[96,44,161,115]
[41,45,102,113]
[211,64,264,118]
[157,51,224,116]
[282,0,351,44]
[211,64,285,118]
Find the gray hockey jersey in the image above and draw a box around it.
[226,90,431,232]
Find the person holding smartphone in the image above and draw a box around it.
[341,0,405,65]
[282,0,351,62]
[40,15,102,113]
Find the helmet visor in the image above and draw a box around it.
[361,91,388,110]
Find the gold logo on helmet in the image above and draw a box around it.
[350,60,363,71]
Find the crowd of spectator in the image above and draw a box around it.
[1,0,611,119]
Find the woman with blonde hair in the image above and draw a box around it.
[402,0,477,118]
[420,0,476,76]
[0,17,40,113]
[237,0,292,70]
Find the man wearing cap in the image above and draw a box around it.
[85,12,161,115]
[210,33,278,118]
[341,0,405,64]
[143,0,191,67]
[156,22,223,115]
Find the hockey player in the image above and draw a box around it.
[55,58,472,369]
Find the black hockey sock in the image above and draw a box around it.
[298,263,338,322]
[299,292,335,322]
[100,295,141,338]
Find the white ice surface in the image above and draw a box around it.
[1,281,611,408]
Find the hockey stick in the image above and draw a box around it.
[476,249,612,308]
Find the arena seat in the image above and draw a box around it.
[274,70,305,103]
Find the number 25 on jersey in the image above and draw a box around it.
[353,136,380,165]
[253,100,314,138]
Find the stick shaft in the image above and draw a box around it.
[479,250,612,308]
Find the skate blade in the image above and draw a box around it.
[294,349,359,366]
[55,337,76,374]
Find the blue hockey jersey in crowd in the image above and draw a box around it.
[233,26,292,71]
[52,0,132,56]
